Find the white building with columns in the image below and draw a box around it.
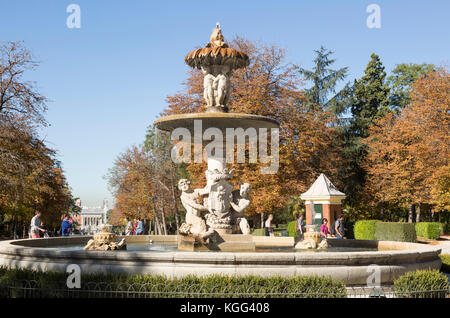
[76,199,109,235]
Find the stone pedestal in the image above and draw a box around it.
[178,233,255,252]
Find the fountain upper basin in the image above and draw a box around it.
[154,112,280,134]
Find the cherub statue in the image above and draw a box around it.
[213,65,231,107]
[230,183,251,235]
[201,66,215,107]
[178,179,214,242]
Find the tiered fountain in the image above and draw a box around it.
[0,25,442,285]
[155,24,279,251]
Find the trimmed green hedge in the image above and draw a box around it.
[415,222,442,240]
[440,254,450,274]
[287,220,298,238]
[394,269,448,298]
[354,220,379,240]
[0,267,347,298]
[374,222,417,242]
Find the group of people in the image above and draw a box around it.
[124,217,144,235]
[29,211,73,238]
[264,213,346,239]
[294,213,346,239]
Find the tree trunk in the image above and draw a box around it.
[160,205,167,235]
[415,203,421,223]
[153,207,160,235]
[407,202,413,223]
[260,212,264,229]
[379,202,384,220]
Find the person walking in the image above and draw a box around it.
[124,217,133,235]
[334,215,345,239]
[264,214,275,237]
[30,211,46,239]
[135,217,144,235]
[320,218,330,239]
[61,214,72,236]
[295,214,305,239]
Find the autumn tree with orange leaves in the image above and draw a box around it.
[0,41,74,238]
[365,69,449,222]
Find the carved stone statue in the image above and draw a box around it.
[201,64,232,111]
[201,66,215,107]
[214,65,231,107]
[203,169,234,232]
[184,23,249,113]
[178,179,214,243]
[230,183,251,235]
[84,226,126,251]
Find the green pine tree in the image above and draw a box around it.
[350,53,390,138]
[339,53,391,206]
[297,46,352,115]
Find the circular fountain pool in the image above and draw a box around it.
[0,235,441,285]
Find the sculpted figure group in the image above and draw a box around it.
[201,64,231,110]
[178,176,251,244]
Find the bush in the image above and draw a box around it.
[374,222,417,242]
[415,222,442,240]
[287,220,298,238]
[394,269,448,298]
[252,228,265,236]
[0,267,347,298]
[354,220,379,240]
[440,254,450,274]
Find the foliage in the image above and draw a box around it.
[285,196,305,218]
[387,63,436,111]
[252,228,265,236]
[364,70,450,215]
[297,46,352,115]
[106,126,187,234]
[393,269,448,298]
[287,220,298,238]
[440,254,450,274]
[0,41,48,127]
[339,53,391,206]
[414,222,442,240]
[354,220,379,240]
[0,267,347,298]
[0,42,73,237]
[374,222,417,242]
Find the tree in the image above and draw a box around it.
[387,63,436,111]
[297,46,352,115]
[365,69,449,222]
[338,53,391,206]
[0,41,73,238]
[0,41,47,127]
[106,145,156,230]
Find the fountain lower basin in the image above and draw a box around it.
[0,235,441,285]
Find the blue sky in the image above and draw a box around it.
[1,0,448,206]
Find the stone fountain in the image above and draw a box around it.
[84,225,126,251]
[155,24,279,251]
